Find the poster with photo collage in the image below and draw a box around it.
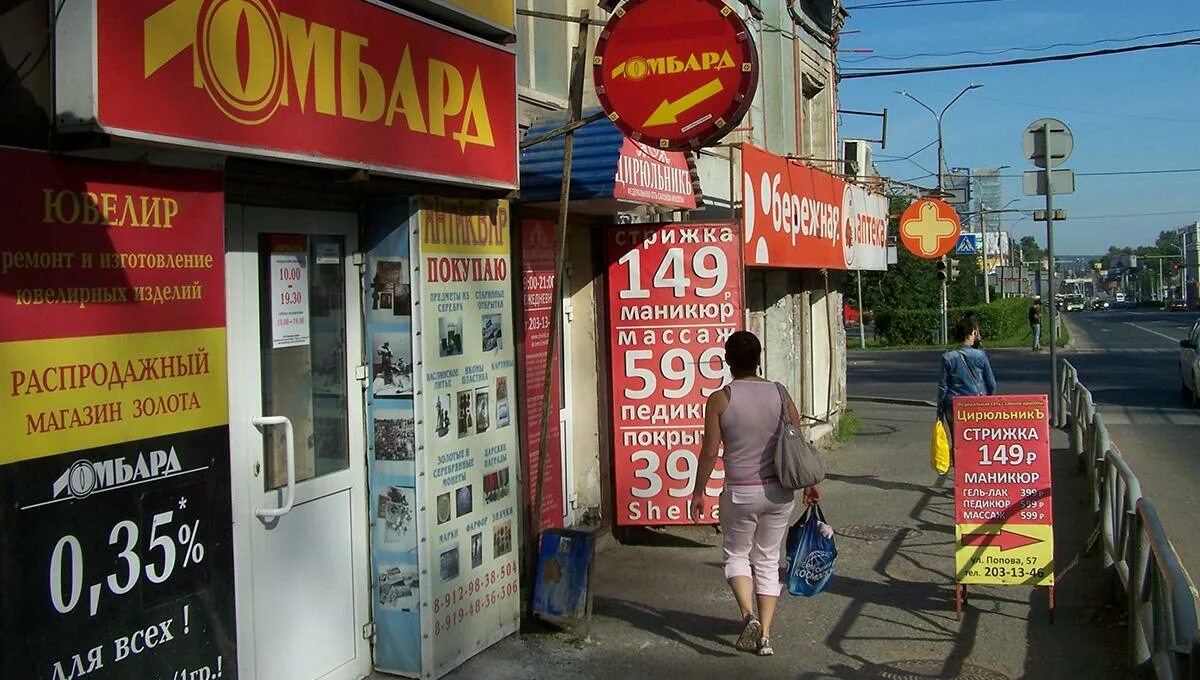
[415,197,521,677]
[363,200,421,675]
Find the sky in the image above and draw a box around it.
[836,0,1200,256]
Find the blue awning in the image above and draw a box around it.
[519,107,626,203]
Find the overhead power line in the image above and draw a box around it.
[1048,210,1200,221]
[846,0,1009,9]
[990,168,1200,178]
[840,36,1200,79]
[840,28,1200,63]
[1075,168,1200,177]
[873,139,938,163]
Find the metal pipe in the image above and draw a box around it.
[515,8,606,26]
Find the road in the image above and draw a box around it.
[847,308,1200,580]
[1059,308,1200,578]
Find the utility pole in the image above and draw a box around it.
[1158,257,1164,302]
[1042,122,1059,419]
[937,140,948,344]
[980,205,990,303]
[856,271,866,349]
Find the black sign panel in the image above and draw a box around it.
[0,427,237,680]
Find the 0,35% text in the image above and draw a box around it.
[49,501,205,617]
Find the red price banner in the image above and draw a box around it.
[606,224,743,525]
[953,394,1055,586]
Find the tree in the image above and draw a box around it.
[851,194,985,312]
[1016,235,1044,266]
[1156,229,1182,253]
[949,253,983,306]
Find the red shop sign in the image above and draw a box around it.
[78,0,517,188]
[899,199,961,259]
[593,0,758,150]
[606,224,744,525]
[614,138,697,209]
[741,143,889,270]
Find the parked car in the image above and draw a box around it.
[1181,320,1200,405]
[1168,299,1189,311]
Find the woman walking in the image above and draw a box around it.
[689,331,821,656]
[937,317,998,450]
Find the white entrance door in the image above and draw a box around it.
[225,206,371,680]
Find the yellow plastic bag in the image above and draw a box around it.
[930,420,950,474]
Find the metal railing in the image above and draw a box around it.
[1057,358,1200,678]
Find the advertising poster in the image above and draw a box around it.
[518,219,564,532]
[953,394,1055,586]
[363,200,421,675]
[416,198,521,677]
[606,224,743,526]
[0,149,235,679]
[268,235,311,349]
[741,142,889,270]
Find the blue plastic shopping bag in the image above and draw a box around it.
[785,504,837,597]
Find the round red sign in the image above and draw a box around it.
[899,199,962,259]
[593,0,759,151]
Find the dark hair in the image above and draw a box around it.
[723,331,761,376]
[1033,299,1041,306]
[951,318,976,343]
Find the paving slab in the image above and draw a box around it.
[439,400,1127,679]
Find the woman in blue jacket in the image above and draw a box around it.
[938,317,997,454]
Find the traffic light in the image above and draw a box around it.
[1174,263,1180,271]
[936,258,947,281]
[950,259,961,280]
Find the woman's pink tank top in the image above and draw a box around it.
[719,380,783,486]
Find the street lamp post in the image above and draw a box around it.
[897,83,984,342]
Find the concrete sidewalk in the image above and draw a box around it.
[445,401,1126,679]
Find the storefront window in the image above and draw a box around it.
[258,234,350,489]
[516,0,570,101]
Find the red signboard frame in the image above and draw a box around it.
[606,223,744,525]
[593,0,758,150]
[87,0,517,188]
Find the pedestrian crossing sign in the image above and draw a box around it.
[955,234,978,256]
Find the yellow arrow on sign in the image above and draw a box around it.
[643,78,725,127]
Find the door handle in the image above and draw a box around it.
[252,415,295,519]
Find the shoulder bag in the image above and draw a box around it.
[772,382,825,490]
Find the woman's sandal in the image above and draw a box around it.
[734,615,761,651]
[757,635,774,656]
